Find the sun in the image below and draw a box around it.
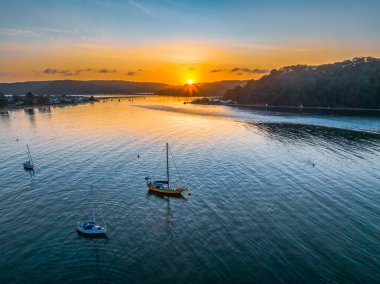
[187,79,193,85]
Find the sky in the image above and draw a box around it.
[0,0,379,84]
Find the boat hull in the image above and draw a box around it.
[77,227,106,234]
[23,162,33,170]
[147,184,185,195]
[77,227,106,236]
[77,229,107,238]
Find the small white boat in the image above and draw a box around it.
[77,221,106,235]
[77,186,107,236]
[23,144,34,170]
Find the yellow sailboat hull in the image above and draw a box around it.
[147,184,185,195]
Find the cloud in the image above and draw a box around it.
[210,69,222,73]
[0,28,36,37]
[0,72,9,77]
[44,68,70,75]
[62,72,79,76]
[231,67,269,74]
[126,69,143,76]
[43,68,79,76]
[127,0,151,15]
[76,68,117,73]
[43,67,118,76]
[43,68,58,74]
[98,68,116,73]
[76,68,94,73]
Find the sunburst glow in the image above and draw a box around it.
[188,79,193,85]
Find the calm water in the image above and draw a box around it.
[0,96,379,283]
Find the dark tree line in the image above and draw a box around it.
[223,57,380,109]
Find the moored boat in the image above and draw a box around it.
[145,143,187,195]
[77,186,107,236]
[77,221,106,235]
[23,144,34,170]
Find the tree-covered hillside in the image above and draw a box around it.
[223,57,380,109]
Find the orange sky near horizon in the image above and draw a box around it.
[1,39,379,85]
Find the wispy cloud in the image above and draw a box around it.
[98,68,116,73]
[126,69,143,76]
[43,68,79,76]
[231,67,269,74]
[127,0,151,14]
[43,68,118,76]
[76,68,94,73]
[0,28,36,37]
[0,71,11,77]
[210,69,222,73]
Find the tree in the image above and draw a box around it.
[12,94,22,104]
[0,92,8,108]
[24,91,34,105]
[37,95,49,105]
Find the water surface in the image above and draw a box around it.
[0,96,379,283]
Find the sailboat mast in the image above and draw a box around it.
[166,143,170,186]
[27,144,33,165]
[91,185,96,223]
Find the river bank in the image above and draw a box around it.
[190,98,380,117]
[0,100,102,114]
[234,104,380,117]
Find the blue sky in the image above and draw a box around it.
[1,0,379,44]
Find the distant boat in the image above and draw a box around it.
[77,186,107,236]
[145,143,187,195]
[23,144,34,170]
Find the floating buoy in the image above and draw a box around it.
[138,154,140,159]
[188,192,192,196]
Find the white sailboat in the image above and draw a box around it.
[77,186,107,236]
[23,144,34,170]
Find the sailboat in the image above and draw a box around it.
[23,144,34,170]
[145,143,187,195]
[77,186,107,236]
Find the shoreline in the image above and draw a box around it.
[0,100,102,113]
[0,94,148,113]
[190,100,380,117]
[233,104,380,117]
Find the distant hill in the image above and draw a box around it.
[223,57,380,109]
[156,80,247,97]
[0,80,170,95]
